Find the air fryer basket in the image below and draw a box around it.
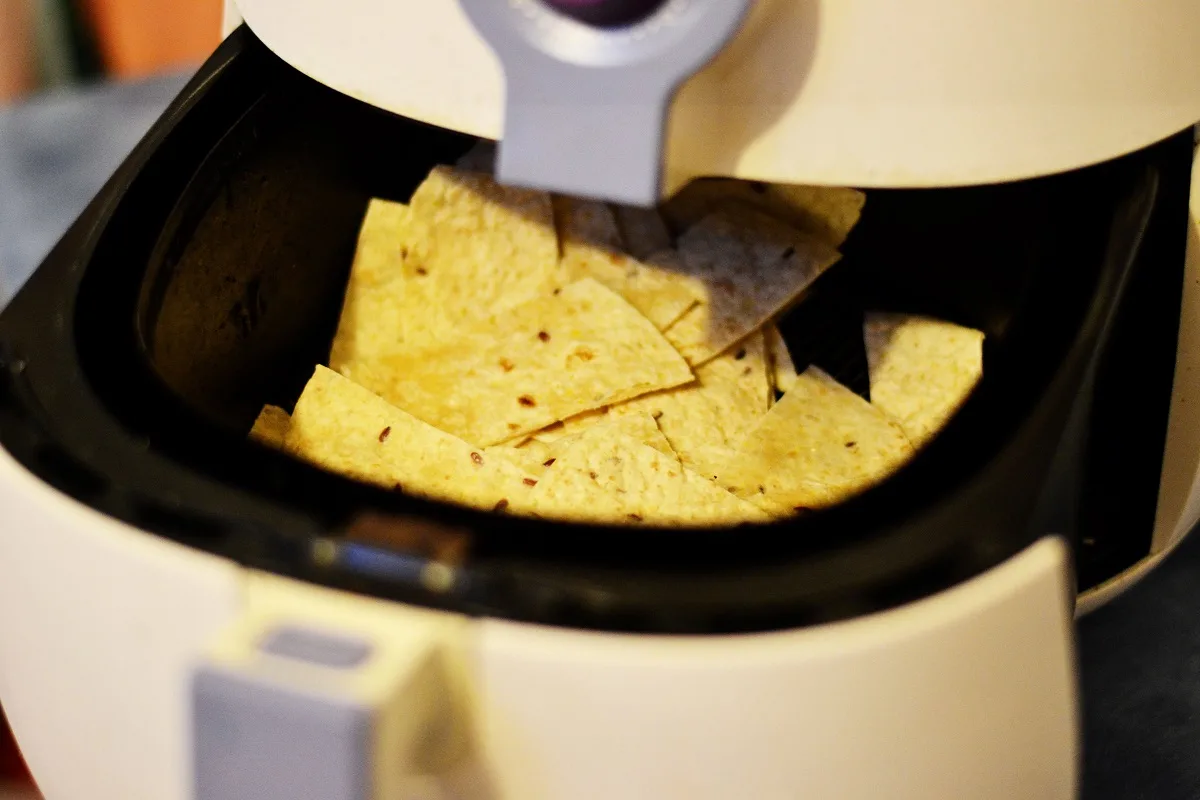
[0,28,1191,633]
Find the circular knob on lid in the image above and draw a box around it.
[544,0,669,28]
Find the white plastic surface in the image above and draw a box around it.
[0,447,243,800]
[471,537,1078,800]
[1079,137,1200,615]
[203,573,475,800]
[222,0,243,38]
[1152,138,1200,557]
[228,0,1200,191]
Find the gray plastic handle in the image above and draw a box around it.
[458,0,755,206]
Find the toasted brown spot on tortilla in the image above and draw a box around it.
[518,395,537,408]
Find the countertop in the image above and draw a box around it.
[0,73,1198,800]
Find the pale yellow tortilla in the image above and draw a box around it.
[865,313,985,448]
[661,179,866,248]
[612,331,771,476]
[328,199,434,382]
[556,196,703,331]
[717,367,914,515]
[249,405,291,449]
[361,278,694,446]
[550,411,678,462]
[330,169,562,383]
[664,206,841,365]
[526,425,768,526]
[407,167,563,325]
[285,366,537,512]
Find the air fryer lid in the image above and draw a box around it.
[0,29,1188,634]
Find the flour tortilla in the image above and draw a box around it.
[556,196,703,331]
[664,206,841,365]
[249,405,291,449]
[407,166,562,326]
[328,199,433,382]
[662,179,866,248]
[612,331,771,476]
[361,278,693,446]
[865,313,985,448]
[526,424,767,526]
[717,367,914,515]
[285,366,538,512]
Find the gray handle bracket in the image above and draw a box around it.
[459,0,755,206]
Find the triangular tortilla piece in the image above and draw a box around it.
[556,196,704,331]
[661,179,866,248]
[362,278,694,447]
[865,313,985,448]
[551,412,679,462]
[506,412,678,475]
[407,166,562,326]
[328,200,441,382]
[717,367,914,515]
[526,426,768,526]
[765,323,799,398]
[665,207,841,365]
[249,405,291,449]
[612,331,771,476]
[285,367,538,512]
[612,205,674,260]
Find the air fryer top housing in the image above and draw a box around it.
[225,0,1200,201]
[0,29,1192,636]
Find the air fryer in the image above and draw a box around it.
[0,28,1190,637]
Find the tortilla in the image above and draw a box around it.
[865,313,985,448]
[661,179,866,248]
[407,167,563,325]
[765,323,799,397]
[249,405,291,449]
[362,278,694,446]
[328,199,434,382]
[551,411,678,461]
[525,425,768,526]
[664,206,841,365]
[285,366,538,511]
[612,205,674,260]
[717,367,914,514]
[556,196,703,331]
[612,330,771,475]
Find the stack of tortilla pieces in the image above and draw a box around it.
[251,145,985,527]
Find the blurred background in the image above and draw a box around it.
[0,0,220,105]
[2,3,221,793]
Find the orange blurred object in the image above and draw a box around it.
[81,0,223,78]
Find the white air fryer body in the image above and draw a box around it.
[2,2,1200,798]
[223,0,1200,195]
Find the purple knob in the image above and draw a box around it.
[544,0,669,28]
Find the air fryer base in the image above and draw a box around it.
[0,440,1077,800]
